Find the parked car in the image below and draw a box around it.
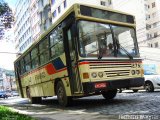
[5,90,12,97]
[118,71,160,93]
[144,72,160,92]
[0,91,8,99]
[12,91,19,96]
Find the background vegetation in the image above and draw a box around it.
[0,106,36,120]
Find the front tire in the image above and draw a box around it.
[56,81,72,107]
[102,89,117,100]
[145,81,154,92]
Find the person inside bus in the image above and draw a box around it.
[100,41,113,57]
[106,43,114,56]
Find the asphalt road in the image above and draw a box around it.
[0,90,160,120]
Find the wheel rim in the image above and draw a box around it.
[57,86,64,103]
[145,83,151,92]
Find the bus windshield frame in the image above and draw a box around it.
[77,20,139,59]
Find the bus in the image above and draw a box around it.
[14,4,144,106]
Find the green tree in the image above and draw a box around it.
[0,1,13,30]
[0,1,11,16]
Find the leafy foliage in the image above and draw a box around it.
[0,106,36,120]
[0,1,14,39]
[0,2,11,16]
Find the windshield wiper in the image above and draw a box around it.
[116,42,133,60]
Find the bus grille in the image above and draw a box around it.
[89,63,131,77]
[104,70,130,77]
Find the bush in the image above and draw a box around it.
[0,106,35,120]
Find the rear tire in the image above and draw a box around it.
[56,81,72,107]
[145,81,154,92]
[102,89,117,100]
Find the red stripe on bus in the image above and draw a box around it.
[45,63,57,75]
[78,61,90,65]
[78,61,142,65]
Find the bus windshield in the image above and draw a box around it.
[78,20,139,58]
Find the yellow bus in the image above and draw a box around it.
[14,4,144,106]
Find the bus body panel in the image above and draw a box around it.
[19,53,72,97]
[14,3,144,103]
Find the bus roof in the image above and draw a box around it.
[14,3,135,63]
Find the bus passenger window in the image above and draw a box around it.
[31,47,39,69]
[39,38,49,65]
[24,54,31,72]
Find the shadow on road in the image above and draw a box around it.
[41,96,137,110]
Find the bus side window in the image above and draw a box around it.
[20,58,25,74]
[31,47,39,69]
[50,28,64,58]
[24,53,31,72]
[39,37,49,65]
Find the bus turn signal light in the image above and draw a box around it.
[141,69,144,75]
[83,73,89,79]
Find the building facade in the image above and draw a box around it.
[14,0,32,53]
[15,0,160,53]
[30,0,41,42]
[14,0,111,53]
[0,68,16,91]
[145,0,160,48]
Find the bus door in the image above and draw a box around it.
[63,24,82,94]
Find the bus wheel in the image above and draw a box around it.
[102,89,117,100]
[56,81,72,107]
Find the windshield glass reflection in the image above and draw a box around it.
[78,20,139,58]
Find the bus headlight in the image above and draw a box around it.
[131,70,136,75]
[141,69,144,75]
[136,70,140,74]
[98,72,103,78]
[91,72,97,78]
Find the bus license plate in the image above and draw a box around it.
[95,83,106,89]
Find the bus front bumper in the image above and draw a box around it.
[82,77,144,94]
